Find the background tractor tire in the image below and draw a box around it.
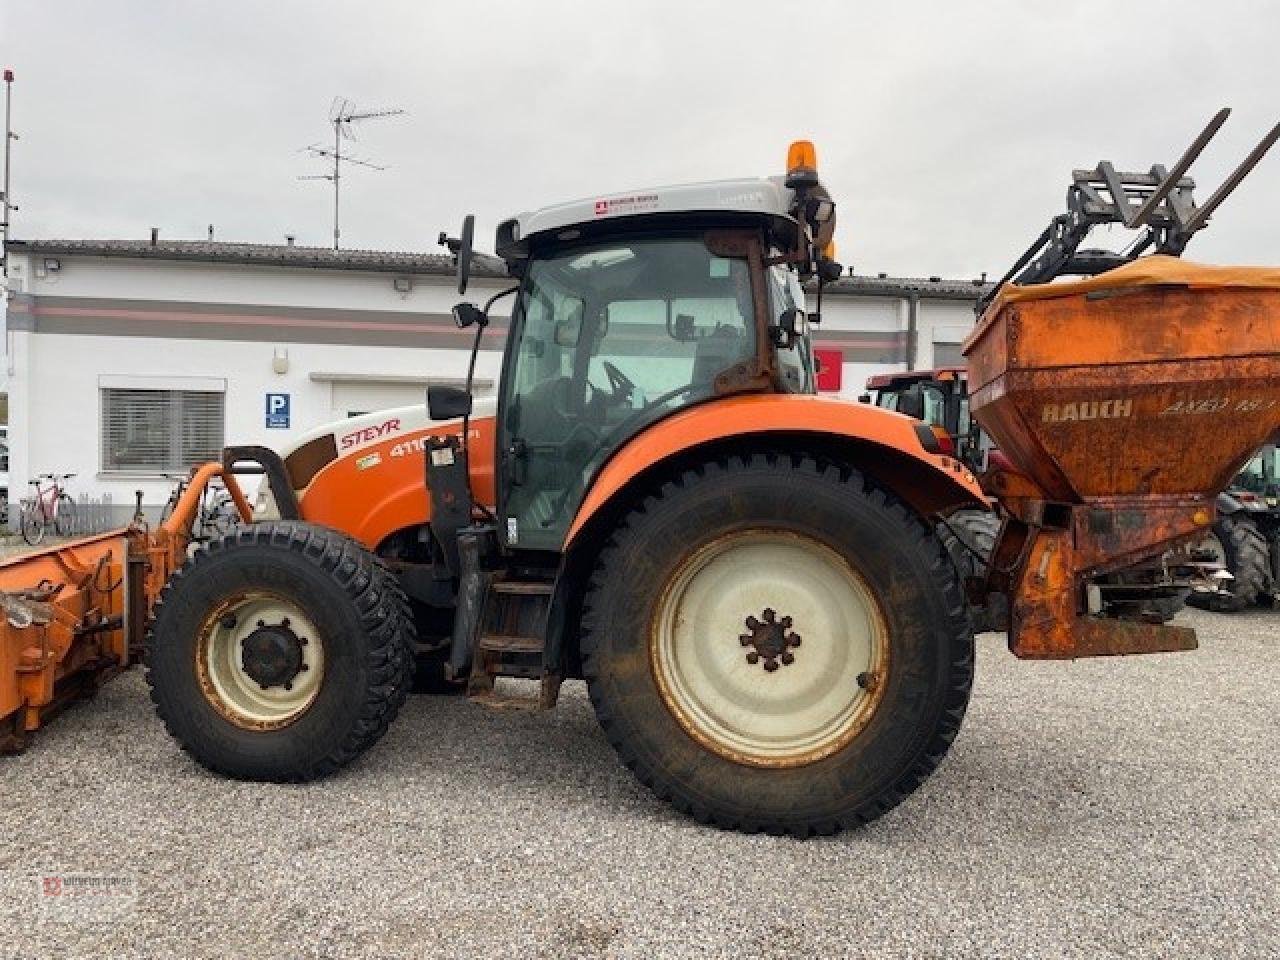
[580,452,974,837]
[145,521,416,782]
[1187,516,1270,612]
[937,508,1002,633]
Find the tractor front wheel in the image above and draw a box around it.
[1188,516,1270,612]
[581,453,974,836]
[145,522,415,781]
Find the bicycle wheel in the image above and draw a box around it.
[54,494,77,537]
[205,496,241,537]
[20,502,45,546]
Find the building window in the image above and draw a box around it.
[100,388,225,473]
[933,342,966,367]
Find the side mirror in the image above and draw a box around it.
[456,215,475,294]
[772,307,808,348]
[452,302,486,329]
[437,214,478,294]
[427,385,472,421]
[816,257,843,284]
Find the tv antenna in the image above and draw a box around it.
[298,96,404,249]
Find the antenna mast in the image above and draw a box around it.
[2,69,16,274]
[298,97,404,249]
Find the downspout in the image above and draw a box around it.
[904,292,920,371]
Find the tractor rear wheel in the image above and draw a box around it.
[581,453,974,836]
[145,521,415,781]
[1187,516,1270,612]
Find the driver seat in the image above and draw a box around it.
[690,324,748,387]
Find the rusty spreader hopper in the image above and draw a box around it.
[968,109,1280,658]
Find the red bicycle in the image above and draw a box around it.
[20,473,77,546]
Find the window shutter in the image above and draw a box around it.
[101,388,226,472]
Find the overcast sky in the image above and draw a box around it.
[3,0,1280,279]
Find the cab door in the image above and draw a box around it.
[496,235,759,553]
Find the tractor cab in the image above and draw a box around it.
[866,367,986,472]
[440,142,840,553]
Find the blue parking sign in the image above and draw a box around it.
[265,393,291,428]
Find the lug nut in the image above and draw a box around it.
[281,617,291,628]
[299,663,309,672]
[283,682,293,691]
[257,620,266,628]
[219,615,237,629]
[299,637,308,646]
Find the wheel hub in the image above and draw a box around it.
[739,608,802,672]
[651,530,888,768]
[240,619,306,689]
[197,595,325,731]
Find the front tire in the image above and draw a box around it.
[581,453,974,836]
[20,503,44,546]
[1187,516,1270,612]
[145,522,415,781]
[54,493,76,537]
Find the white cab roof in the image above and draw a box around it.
[506,175,797,245]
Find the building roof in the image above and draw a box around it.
[824,273,992,300]
[7,237,991,300]
[5,238,508,277]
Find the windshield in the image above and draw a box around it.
[501,233,758,550]
[1236,445,1279,496]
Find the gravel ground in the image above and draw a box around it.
[0,607,1276,960]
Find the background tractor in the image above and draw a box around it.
[4,119,1280,837]
[1188,438,1280,610]
[863,367,1005,631]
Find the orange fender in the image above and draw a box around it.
[566,394,985,546]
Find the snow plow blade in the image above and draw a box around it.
[0,465,251,752]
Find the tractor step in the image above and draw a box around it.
[465,577,561,710]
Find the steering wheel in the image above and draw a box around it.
[600,360,637,404]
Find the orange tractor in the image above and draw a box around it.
[4,118,1280,835]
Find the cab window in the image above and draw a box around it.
[501,234,758,550]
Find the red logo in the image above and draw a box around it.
[594,199,609,216]
[814,348,844,392]
[42,877,63,896]
[340,417,402,450]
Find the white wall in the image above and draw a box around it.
[5,252,513,519]
[4,250,978,522]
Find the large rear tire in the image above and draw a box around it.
[580,453,974,836]
[1187,516,1270,612]
[145,521,415,781]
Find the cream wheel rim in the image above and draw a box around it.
[196,593,325,730]
[651,530,888,768]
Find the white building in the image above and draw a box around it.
[2,237,987,523]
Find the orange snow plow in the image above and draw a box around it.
[0,464,252,752]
